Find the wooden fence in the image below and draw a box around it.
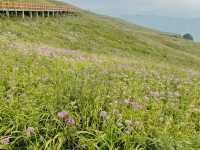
[0,1,74,12]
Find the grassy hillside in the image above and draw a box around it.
[1,12,200,69]
[0,7,200,150]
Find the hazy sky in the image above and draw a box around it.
[63,0,200,18]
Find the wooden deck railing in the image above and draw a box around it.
[0,2,74,12]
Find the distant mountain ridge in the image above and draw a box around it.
[120,14,200,41]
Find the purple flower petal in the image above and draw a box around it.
[57,111,69,119]
[0,136,11,145]
[124,99,145,110]
[125,120,132,126]
[64,118,75,126]
[26,127,35,137]
[100,111,108,119]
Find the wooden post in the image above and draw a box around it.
[6,11,9,17]
[42,11,44,17]
[22,11,25,18]
[36,11,38,17]
[47,11,49,17]
[30,11,33,18]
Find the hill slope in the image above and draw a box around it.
[0,5,200,150]
[1,11,200,69]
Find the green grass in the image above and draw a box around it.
[0,8,200,150]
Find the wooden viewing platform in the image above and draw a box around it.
[0,1,75,18]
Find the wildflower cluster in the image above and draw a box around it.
[26,127,35,137]
[0,136,11,145]
[124,99,145,110]
[100,111,108,120]
[57,111,75,126]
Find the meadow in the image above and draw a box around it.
[0,9,200,150]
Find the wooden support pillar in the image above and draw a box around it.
[30,11,33,18]
[15,11,18,17]
[52,11,54,17]
[42,11,45,17]
[22,11,25,18]
[6,11,9,17]
[47,11,49,17]
[36,11,38,17]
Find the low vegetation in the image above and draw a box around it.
[0,5,200,150]
[183,33,194,41]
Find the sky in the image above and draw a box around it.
[63,0,200,18]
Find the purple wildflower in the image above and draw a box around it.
[0,136,10,145]
[149,91,160,98]
[134,121,142,129]
[174,92,181,97]
[131,101,145,110]
[126,127,134,134]
[40,47,50,53]
[100,111,108,119]
[113,109,122,118]
[124,99,131,106]
[64,118,75,126]
[63,49,79,55]
[116,120,123,127]
[57,111,69,120]
[125,120,132,126]
[26,127,35,137]
[119,64,129,69]
[124,99,145,110]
